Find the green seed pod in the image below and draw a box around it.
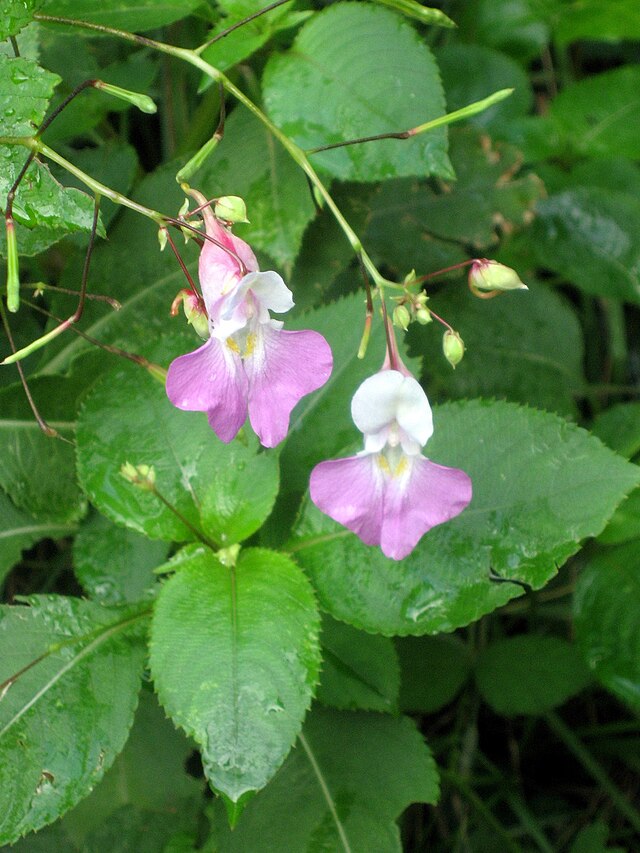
[469,259,527,292]
[443,330,464,368]
[214,196,249,224]
[393,304,411,331]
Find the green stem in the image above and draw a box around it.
[545,711,640,833]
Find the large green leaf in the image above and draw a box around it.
[475,636,591,716]
[73,512,169,604]
[0,597,146,845]
[573,542,640,711]
[289,400,640,635]
[316,615,400,713]
[532,187,640,303]
[76,361,279,544]
[0,0,41,40]
[197,108,316,270]
[39,0,201,29]
[0,378,85,523]
[263,2,452,183]
[0,53,59,138]
[208,706,439,852]
[149,548,321,803]
[0,488,76,585]
[407,281,584,417]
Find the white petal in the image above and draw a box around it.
[351,370,433,447]
[244,271,294,315]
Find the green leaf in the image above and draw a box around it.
[149,548,321,802]
[0,488,76,585]
[82,806,198,853]
[552,0,640,43]
[573,542,640,711]
[436,44,533,134]
[316,614,400,713]
[76,361,279,544]
[592,403,640,460]
[532,187,640,303]
[0,378,86,523]
[396,635,472,714]
[407,281,584,417]
[475,636,591,716]
[200,0,310,75]
[196,108,315,270]
[0,53,59,137]
[569,821,613,853]
[39,0,202,29]
[456,0,549,64]
[0,597,146,845]
[262,2,452,183]
[289,400,640,635]
[207,706,439,852]
[73,512,169,604]
[0,2,41,44]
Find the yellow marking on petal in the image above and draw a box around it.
[376,455,392,475]
[393,456,409,477]
[244,332,256,358]
[226,337,241,354]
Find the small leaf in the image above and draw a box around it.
[73,513,169,604]
[0,54,59,137]
[149,548,321,802]
[76,362,279,544]
[208,706,439,852]
[475,636,591,716]
[573,542,640,711]
[263,2,452,183]
[396,635,472,714]
[317,614,400,712]
[0,597,146,844]
[0,1,41,43]
[290,400,640,635]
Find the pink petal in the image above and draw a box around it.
[380,456,472,560]
[310,455,385,546]
[199,213,259,308]
[166,337,248,443]
[245,326,333,448]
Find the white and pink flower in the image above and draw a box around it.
[166,206,333,448]
[310,368,472,560]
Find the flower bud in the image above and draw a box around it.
[469,259,527,293]
[171,289,209,340]
[214,196,249,224]
[120,462,156,490]
[157,227,168,252]
[415,307,432,325]
[94,81,157,114]
[443,330,464,368]
[393,304,411,331]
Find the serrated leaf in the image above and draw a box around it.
[73,513,168,604]
[262,2,452,183]
[196,107,315,270]
[39,0,201,29]
[149,548,321,802]
[396,635,472,714]
[532,187,640,303]
[76,361,279,544]
[0,488,76,585]
[573,542,640,711]
[289,400,640,635]
[317,614,400,712]
[0,1,41,40]
[407,281,584,417]
[475,635,591,716]
[0,378,86,523]
[0,53,59,137]
[208,706,439,852]
[0,597,146,845]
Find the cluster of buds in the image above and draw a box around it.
[391,274,432,331]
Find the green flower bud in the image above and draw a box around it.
[120,462,156,490]
[94,81,157,114]
[443,330,464,368]
[214,196,249,224]
[170,290,209,340]
[469,259,527,293]
[157,227,168,252]
[415,307,432,325]
[393,304,411,331]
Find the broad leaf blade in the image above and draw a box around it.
[39,0,201,29]
[0,1,41,40]
[149,548,321,802]
[263,3,452,182]
[0,598,146,844]
[290,400,640,635]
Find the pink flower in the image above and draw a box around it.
[166,209,333,448]
[309,369,472,560]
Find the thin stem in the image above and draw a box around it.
[299,733,352,853]
[428,307,454,334]
[163,228,200,298]
[544,711,640,833]
[24,282,120,309]
[149,484,220,551]
[196,0,292,53]
[0,300,63,439]
[413,259,475,284]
